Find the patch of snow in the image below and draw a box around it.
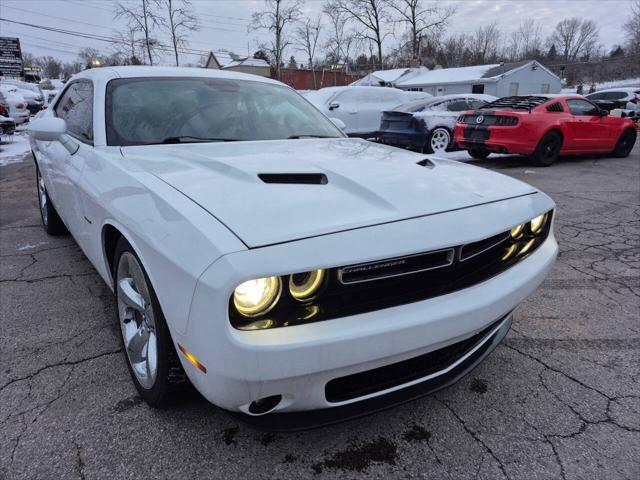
[412,111,458,130]
[0,128,31,167]
[399,64,499,87]
[17,241,48,251]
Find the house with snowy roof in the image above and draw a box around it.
[204,51,271,77]
[396,60,561,97]
[350,67,428,87]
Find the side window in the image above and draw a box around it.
[587,92,605,100]
[472,84,485,94]
[605,92,626,100]
[446,100,471,112]
[567,99,599,116]
[469,100,487,109]
[55,81,93,142]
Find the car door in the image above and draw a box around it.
[327,91,358,134]
[46,80,94,238]
[356,89,404,136]
[565,98,611,150]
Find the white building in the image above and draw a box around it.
[204,51,271,77]
[396,60,561,97]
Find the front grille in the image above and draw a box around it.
[325,317,504,402]
[230,210,552,330]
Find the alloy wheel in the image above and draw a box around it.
[117,252,158,389]
[37,168,48,226]
[430,129,450,153]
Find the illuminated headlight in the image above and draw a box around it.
[289,269,326,301]
[233,276,281,317]
[530,213,547,234]
[510,223,526,239]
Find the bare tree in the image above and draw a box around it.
[469,22,501,64]
[163,0,199,66]
[115,0,162,65]
[323,2,350,65]
[251,0,303,80]
[624,0,640,54]
[332,0,390,69]
[388,0,455,61]
[295,17,322,87]
[550,17,600,61]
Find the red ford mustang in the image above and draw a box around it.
[454,95,637,166]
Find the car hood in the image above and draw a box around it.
[121,138,537,248]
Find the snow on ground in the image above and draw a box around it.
[562,77,640,94]
[0,126,31,167]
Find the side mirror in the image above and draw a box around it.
[329,117,346,131]
[597,109,609,117]
[29,117,66,141]
[329,103,340,111]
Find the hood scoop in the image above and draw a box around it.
[417,158,435,168]
[258,173,328,185]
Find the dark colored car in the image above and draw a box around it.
[0,115,16,137]
[454,95,637,166]
[378,94,495,153]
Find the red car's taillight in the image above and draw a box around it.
[0,105,8,116]
[16,103,25,109]
[495,116,518,126]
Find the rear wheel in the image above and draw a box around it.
[425,127,451,154]
[531,132,562,166]
[468,149,490,160]
[611,128,637,158]
[114,238,189,407]
[35,163,67,236]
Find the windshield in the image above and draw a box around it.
[105,77,344,146]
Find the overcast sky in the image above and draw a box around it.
[0,0,633,65]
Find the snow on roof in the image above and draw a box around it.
[399,64,499,87]
[352,67,427,86]
[223,57,270,69]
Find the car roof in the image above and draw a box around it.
[68,66,285,87]
[588,87,639,94]
[393,94,495,112]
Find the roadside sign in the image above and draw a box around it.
[0,37,23,78]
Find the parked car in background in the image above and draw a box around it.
[454,95,637,166]
[1,80,44,115]
[0,114,16,138]
[586,88,639,112]
[303,86,430,138]
[378,94,496,153]
[28,67,557,421]
[0,85,29,124]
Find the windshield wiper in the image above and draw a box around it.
[287,134,335,139]
[155,136,239,144]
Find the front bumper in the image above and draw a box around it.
[174,193,557,416]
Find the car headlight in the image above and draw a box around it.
[530,213,547,234]
[510,223,526,239]
[233,276,281,317]
[289,269,326,301]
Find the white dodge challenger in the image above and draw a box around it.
[29,67,557,425]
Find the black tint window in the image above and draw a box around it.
[567,99,598,116]
[469,100,488,109]
[587,92,606,100]
[55,81,93,142]
[604,92,626,100]
[447,100,470,111]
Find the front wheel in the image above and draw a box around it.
[425,127,451,154]
[35,163,67,236]
[114,238,189,407]
[530,132,562,166]
[611,128,637,158]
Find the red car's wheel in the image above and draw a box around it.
[611,128,637,158]
[531,132,562,167]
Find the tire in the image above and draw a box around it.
[611,128,637,158]
[530,131,562,166]
[468,149,490,160]
[425,127,451,154]
[35,162,67,235]
[114,237,189,407]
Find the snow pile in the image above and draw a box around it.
[400,64,498,87]
[0,128,31,167]
[412,110,458,130]
[562,77,640,93]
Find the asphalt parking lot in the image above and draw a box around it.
[1,145,639,480]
